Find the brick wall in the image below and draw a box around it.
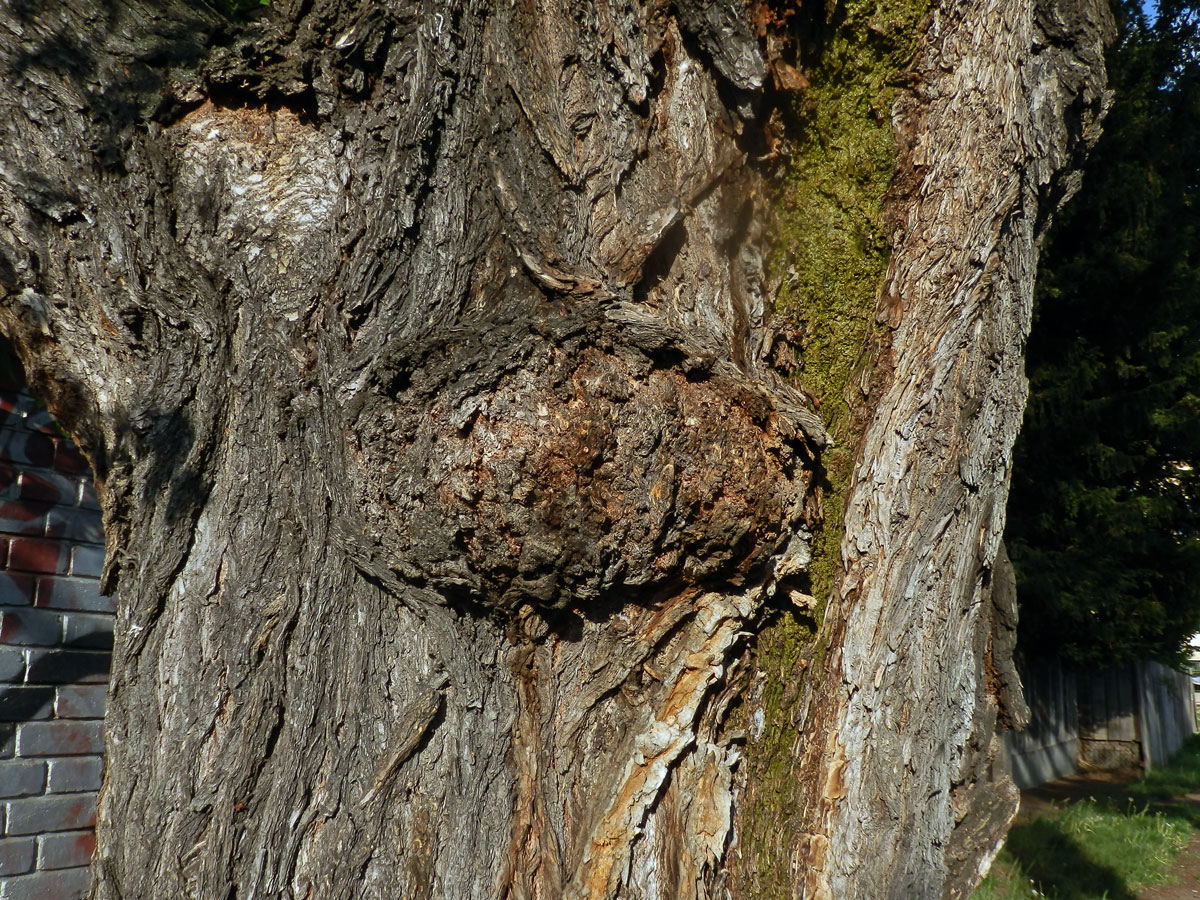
[0,358,110,900]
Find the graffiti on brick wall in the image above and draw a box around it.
[0,385,112,710]
[0,344,113,898]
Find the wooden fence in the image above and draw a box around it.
[1005,658,1195,789]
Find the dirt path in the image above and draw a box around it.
[1140,832,1200,899]
[1019,767,1145,819]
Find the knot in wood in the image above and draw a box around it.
[353,309,813,613]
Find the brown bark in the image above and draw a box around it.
[0,0,1108,898]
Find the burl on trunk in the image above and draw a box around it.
[0,0,1109,897]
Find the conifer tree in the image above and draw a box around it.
[1008,0,1200,666]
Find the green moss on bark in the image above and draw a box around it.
[773,0,925,603]
[738,0,925,893]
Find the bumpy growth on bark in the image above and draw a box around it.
[0,0,1108,898]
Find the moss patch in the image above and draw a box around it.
[777,0,922,435]
[772,0,925,601]
[738,0,925,892]
[215,0,269,21]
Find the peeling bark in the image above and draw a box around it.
[0,0,1108,898]
[779,0,1113,894]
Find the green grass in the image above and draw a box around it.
[974,737,1200,899]
[974,801,1190,899]
[213,0,269,21]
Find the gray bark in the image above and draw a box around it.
[783,0,1114,892]
[0,0,1109,898]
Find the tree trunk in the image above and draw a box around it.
[0,0,1110,898]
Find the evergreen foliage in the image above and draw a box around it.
[1007,0,1200,666]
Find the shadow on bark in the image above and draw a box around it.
[2,0,217,171]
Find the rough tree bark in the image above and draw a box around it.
[0,0,1109,898]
